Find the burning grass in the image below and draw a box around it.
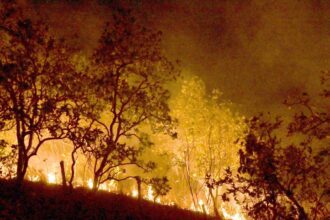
[0,179,217,220]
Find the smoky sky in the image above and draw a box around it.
[25,0,330,116]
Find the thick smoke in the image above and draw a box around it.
[26,0,330,115]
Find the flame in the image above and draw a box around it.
[30,171,246,219]
[87,178,93,189]
[146,185,154,201]
[47,172,56,184]
[27,171,246,220]
[189,200,209,214]
[108,180,117,191]
[221,207,245,220]
[132,189,138,197]
[99,180,117,192]
[9,155,247,220]
[99,183,108,191]
[28,175,40,182]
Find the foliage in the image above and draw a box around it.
[208,73,330,219]
[168,76,245,214]
[67,8,178,190]
[0,2,87,184]
[148,177,171,202]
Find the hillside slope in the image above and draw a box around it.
[0,179,216,220]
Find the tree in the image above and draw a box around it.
[210,73,329,219]
[148,177,171,202]
[76,9,178,190]
[168,76,245,216]
[0,2,86,185]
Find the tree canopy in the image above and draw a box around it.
[0,2,87,184]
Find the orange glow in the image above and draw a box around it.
[47,173,56,184]
[87,179,93,189]
[132,189,138,198]
[221,208,245,220]
[25,168,246,218]
[28,175,40,182]
[221,205,245,220]
[0,77,248,218]
[146,185,154,201]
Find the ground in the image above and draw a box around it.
[0,179,216,220]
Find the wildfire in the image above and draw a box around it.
[87,178,93,189]
[29,171,246,219]
[47,172,56,184]
[28,175,40,182]
[146,185,154,201]
[24,162,245,220]
[221,207,245,220]
[131,189,138,197]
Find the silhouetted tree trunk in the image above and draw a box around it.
[60,161,67,189]
[68,147,79,189]
[93,174,100,192]
[16,147,24,185]
[135,176,142,200]
[209,188,221,219]
[15,122,26,186]
[16,145,28,186]
[277,182,308,220]
[183,143,198,210]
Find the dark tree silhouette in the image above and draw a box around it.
[68,9,178,190]
[148,177,171,202]
[207,73,329,219]
[0,2,87,185]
